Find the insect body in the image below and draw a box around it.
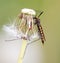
[33,11,46,44]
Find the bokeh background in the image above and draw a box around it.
[0,0,60,63]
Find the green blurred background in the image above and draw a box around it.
[0,0,60,63]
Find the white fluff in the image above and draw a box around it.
[21,8,36,15]
[3,25,18,36]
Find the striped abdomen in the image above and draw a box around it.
[37,24,46,44]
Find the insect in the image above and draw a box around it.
[33,11,46,44]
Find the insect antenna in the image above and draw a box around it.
[38,11,44,18]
